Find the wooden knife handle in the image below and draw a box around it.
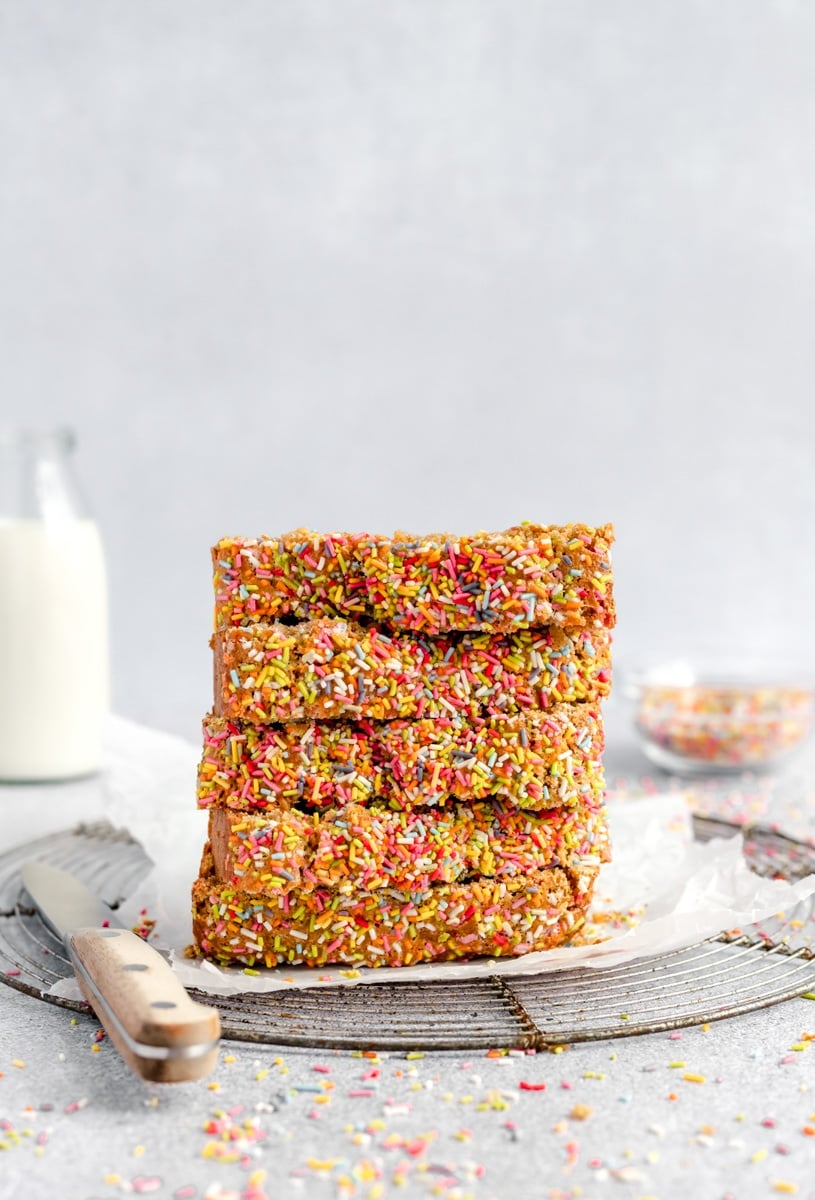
[67,927,221,1083]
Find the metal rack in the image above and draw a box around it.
[1,816,813,1049]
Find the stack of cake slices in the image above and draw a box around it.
[192,524,614,970]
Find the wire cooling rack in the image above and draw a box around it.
[1,816,814,1050]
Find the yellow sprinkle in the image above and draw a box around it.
[791,1043,810,1052]
[772,1183,798,1194]
[91,1044,100,1053]
[668,1061,687,1069]
[682,1073,706,1084]
[570,1104,593,1120]
[314,1094,330,1105]
[104,1174,121,1185]
[133,1145,145,1157]
[406,1052,425,1060]
[208,1082,220,1092]
[306,1158,341,1171]
[701,1023,711,1033]
[751,1148,768,1163]
[11,1060,25,1069]
[243,967,260,976]
[223,1055,236,1064]
[255,1069,269,1081]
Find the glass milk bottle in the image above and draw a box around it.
[0,429,110,780]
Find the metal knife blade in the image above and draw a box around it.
[21,858,221,1083]
[22,861,124,939]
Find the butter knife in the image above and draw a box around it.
[21,860,221,1083]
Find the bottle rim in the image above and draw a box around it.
[0,426,76,451]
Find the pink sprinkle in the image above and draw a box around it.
[762,1117,777,1128]
[348,1089,374,1098]
[132,1177,162,1194]
[6,969,21,977]
[173,1188,197,1200]
[307,1109,320,1120]
[560,1081,573,1090]
[669,1032,683,1041]
[780,1055,797,1065]
[776,1144,791,1155]
[226,1105,243,1117]
[312,1065,331,1074]
[64,1098,88,1115]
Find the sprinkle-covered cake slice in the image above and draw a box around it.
[214,619,611,724]
[207,800,610,896]
[193,846,598,969]
[214,524,614,635]
[198,705,605,812]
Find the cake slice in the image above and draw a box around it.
[193,845,598,969]
[214,619,611,724]
[198,705,605,812]
[207,799,610,895]
[214,524,614,635]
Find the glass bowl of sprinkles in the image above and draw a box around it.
[623,660,815,775]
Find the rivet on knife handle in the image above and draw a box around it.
[67,927,221,1083]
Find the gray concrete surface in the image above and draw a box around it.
[3,979,815,1200]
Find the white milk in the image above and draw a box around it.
[0,518,109,780]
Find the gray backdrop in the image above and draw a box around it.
[1,1,814,742]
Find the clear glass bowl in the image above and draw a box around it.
[622,660,815,775]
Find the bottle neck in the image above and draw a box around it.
[0,429,90,521]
